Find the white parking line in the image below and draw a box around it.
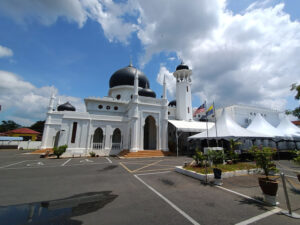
[61,158,72,166]
[136,171,171,176]
[134,174,200,225]
[0,160,33,168]
[106,157,112,163]
[216,186,264,204]
[235,207,281,225]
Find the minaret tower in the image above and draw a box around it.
[173,62,192,121]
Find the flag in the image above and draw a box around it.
[193,102,206,117]
[206,104,214,116]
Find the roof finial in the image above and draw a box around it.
[129,55,133,67]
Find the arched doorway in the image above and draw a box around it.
[93,128,104,149]
[112,128,121,150]
[144,116,157,150]
[54,131,60,148]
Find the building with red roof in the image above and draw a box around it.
[292,121,300,128]
[5,128,40,141]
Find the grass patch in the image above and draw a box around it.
[184,163,257,174]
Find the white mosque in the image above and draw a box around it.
[40,62,210,156]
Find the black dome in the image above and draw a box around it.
[176,63,189,71]
[57,102,76,111]
[138,88,156,98]
[109,65,150,88]
[168,100,176,107]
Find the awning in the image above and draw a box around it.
[168,120,214,133]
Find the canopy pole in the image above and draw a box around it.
[176,129,178,157]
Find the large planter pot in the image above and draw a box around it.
[297,174,300,182]
[213,168,222,186]
[258,177,279,206]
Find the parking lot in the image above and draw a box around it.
[0,149,299,225]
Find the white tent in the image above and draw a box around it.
[188,109,272,140]
[246,113,287,139]
[168,120,214,132]
[277,116,300,138]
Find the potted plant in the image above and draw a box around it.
[250,146,278,205]
[207,150,224,185]
[291,150,300,182]
[89,151,96,157]
[53,145,68,159]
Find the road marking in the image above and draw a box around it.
[132,160,164,173]
[134,174,200,225]
[26,161,44,166]
[80,159,93,163]
[276,162,300,173]
[106,157,112,163]
[119,162,133,173]
[235,207,281,225]
[61,158,72,166]
[216,186,264,204]
[0,160,32,168]
[136,171,171,176]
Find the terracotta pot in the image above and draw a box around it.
[297,174,300,182]
[258,177,278,196]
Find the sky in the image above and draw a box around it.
[0,0,300,126]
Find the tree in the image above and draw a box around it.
[0,120,21,133]
[286,83,300,119]
[30,120,45,134]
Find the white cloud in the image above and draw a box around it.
[0,70,84,126]
[0,45,13,58]
[156,66,176,98]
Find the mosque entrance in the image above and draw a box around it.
[53,131,60,148]
[112,128,121,150]
[93,128,104,149]
[144,116,157,150]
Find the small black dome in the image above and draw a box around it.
[57,102,76,111]
[138,88,156,98]
[168,100,176,107]
[176,63,189,71]
[109,64,150,88]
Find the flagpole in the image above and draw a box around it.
[205,101,209,148]
[213,101,218,147]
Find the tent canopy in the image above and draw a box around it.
[247,113,286,138]
[168,120,214,133]
[277,116,300,138]
[189,109,273,140]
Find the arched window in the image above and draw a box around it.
[98,105,103,109]
[112,128,121,143]
[114,106,118,110]
[106,105,110,110]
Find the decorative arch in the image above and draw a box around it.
[144,116,157,150]
[112,128,122,150]
[93,127,104,149]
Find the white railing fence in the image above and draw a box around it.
[112,143,121,150]
[93,142,103,150]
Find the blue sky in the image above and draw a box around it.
[0,0,299,126]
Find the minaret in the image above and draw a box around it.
[130,67,139,152]
[48,93,56,112]
[41,93,56,149]
[161,74,168,151]
[173,62,192,121]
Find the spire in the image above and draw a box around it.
[129,55,133,67]
[163,74,167,99]
[134,67,138,96]
[48,93,56,112]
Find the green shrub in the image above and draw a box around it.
[53,145,67,159]
[192,148,206,167]
[89,151,96,157]
[207,150,224,167]
[249,146,277,178]
[292,150,300,165]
